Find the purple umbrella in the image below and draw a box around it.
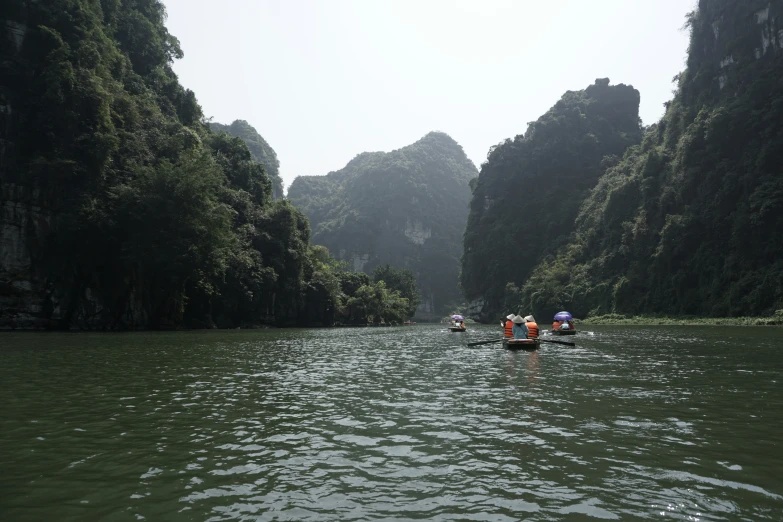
[554,311,573,321]
[451,314,465,321]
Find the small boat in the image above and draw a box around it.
[552,311,576,336]
[449,314,466,332]
[503,338,540,351]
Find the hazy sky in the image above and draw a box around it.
[163,0,694,191]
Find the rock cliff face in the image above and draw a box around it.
[1,17,25,323]
[288,132,477,320]
[210,120,284,199]
[460,79,643,322]
[517,0,783,319]
[1,15,62,328]
[0,7,161,329]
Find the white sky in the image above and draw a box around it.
[163,0,694,192]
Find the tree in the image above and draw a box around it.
[346,281,409,325]
[111,151,236,327]
[372,264,420,318]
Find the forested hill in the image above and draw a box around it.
[288,132,478,320]
[210,120,284,199]
[517,0,783,320]
[0,0,372,329]
[461,79,643,322]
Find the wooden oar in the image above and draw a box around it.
[540,338,575,346]
[467,338,505,347]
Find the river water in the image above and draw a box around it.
[1,325,782,521]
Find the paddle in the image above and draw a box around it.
[540,338,576,346]
[467,338,505,347]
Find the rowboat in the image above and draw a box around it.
[449,327,466,332]
[503,338,540,351]
[552,329,576,336]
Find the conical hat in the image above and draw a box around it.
[512,315,525,324]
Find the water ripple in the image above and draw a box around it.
[1,325,782,520]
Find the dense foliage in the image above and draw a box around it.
[0,0,400,329]
[461,79,643,321]
[372,264,420,318]
[516,1,783,319]
[301,248,418,326]
[288,132,477,320]
[210,120,284,199]
[343,280,410,325]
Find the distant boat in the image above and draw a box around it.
[552,311,576,335]
[449,314,466,332]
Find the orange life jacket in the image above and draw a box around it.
[504,320,513,338]
[553,321,562,330]
[526,322,539,338]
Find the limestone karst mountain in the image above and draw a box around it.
[461,79,643,321]
[288,132,478,320]
[517,0,783,319]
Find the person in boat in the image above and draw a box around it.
[553,319,575,332]
[524,315,539,339]
[559,320,574,331]
[512,315,529,339]
[502,313,515,338]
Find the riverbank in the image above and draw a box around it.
[579,312,783,326]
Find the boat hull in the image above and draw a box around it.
[503,338,540,351]
[552,330,576,336]
[449,327,467,332]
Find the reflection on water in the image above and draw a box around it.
[1,325,782,521]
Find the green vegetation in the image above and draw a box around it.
[343,280,410,325]
[517,1,783,321]
[301,254,418,326]
[0,0,412,329]
[210,120,284,199]
[288,132,477,320]
[372,265,420,318]
[463,2,783,323]
[581,312,783,327]
[461,79,643,321]
[4,0,780,328]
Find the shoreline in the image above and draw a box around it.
[5,315,783,331]
[578,313,783,326]
[0,322,445,333]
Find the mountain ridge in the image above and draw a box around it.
[289,131,477,319]
[209,120,284,199]
[460,78,644,322]
[514,0,783,319]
